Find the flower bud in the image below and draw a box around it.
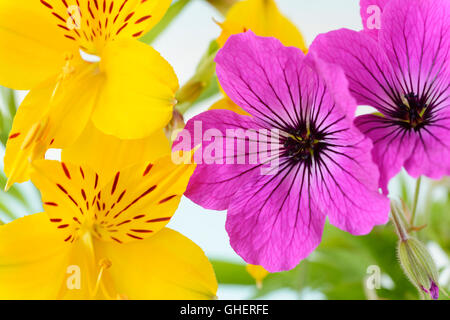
[164,109,185,143]
[246,264,269,289]
[397,237,440,300]
[205,0,239,15]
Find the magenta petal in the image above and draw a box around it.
[430,281,440,300]
[355,114,416,192]
[380,0,450,95]
[226,167,326,272]
[360,0,390,40]
[313,122,390,233]
[310,29,399,116]
[404,111,450,179]
[173,109,265,210]
[215,31,307,130]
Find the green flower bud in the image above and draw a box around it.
[398,237,440,300]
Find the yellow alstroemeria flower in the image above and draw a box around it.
[212,0,307,113]
[1,0,178,189]
[0,153,218,299]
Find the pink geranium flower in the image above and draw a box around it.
[174,32,389,272]
[311,0,450,193]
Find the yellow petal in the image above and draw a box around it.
[43,0,172,55]
[62,121,170,181]
[93,153,196,244]
[31,160,105,242]
[92,39,178,139]
[0,0,78,89]
[209,97,250,116]
[94,227,218,299]
[216,0,307,51]
[4,61,101,187]
[0,213,71,299]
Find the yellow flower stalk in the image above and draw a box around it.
[246,264,269,290]
[0,148,218,299]
[212,0,307,114]
[1,0,179,189]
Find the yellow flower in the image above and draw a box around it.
[212,0,307,114]
[1,0,178,189]
[0,149,218,299]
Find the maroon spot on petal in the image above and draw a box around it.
[94,0,99,10]
[40,0,53,9]
[126,233,143,240]
[57,184,68,194]
[124,12,134,22]
[119,0,128,12]
[81,189,87,201]
[73,217,81,224]
[94,173,99,189]
[79,167,85,179]
[58,24,70,31]
[116,220,131,227]
[62,0,69,8]
[68,195,79,207]
[50,218,62,223]
[116,23,128,35]
[88,1,95,19]
[129,229,152,233]
[133,214,145,219]
[61,162,71,179]
[158,195,177,204]
[117,190,126,203]
[143,163,153,176]
[116,220,131,226]
[64,235,72,242]
[132,31,143,37]
[52,12,66,23]
[64,34,76,41]
[111,172,120,195]
[146,217,171,223]
[135,15,152,24]
[58,224,70,229]
[109,1,114,13]
[8,132,20,139]
[111,236,122,243]
[44,202,58,206]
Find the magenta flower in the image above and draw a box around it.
[311,0,450,192]
[174,32,389,272]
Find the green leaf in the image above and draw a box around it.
[0,86,17,146]
[140,0,191,44]
[211,260,254,285]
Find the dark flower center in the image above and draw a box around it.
[282,124,328,166]
[395,92,429,131]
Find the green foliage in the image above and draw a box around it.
[0,86,16,146]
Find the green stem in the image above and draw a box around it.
[411,176,422,226]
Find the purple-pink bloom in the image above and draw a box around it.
[311,0,450,193]
[422,281,440,300]
[174,31,390,272]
